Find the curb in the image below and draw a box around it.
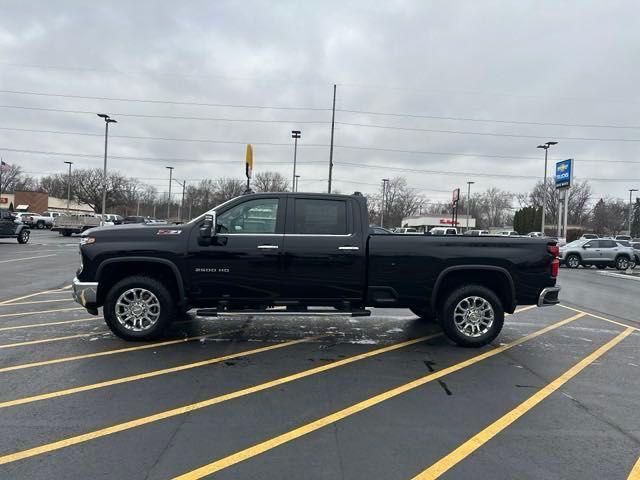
[597,271,640,282]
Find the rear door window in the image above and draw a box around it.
[293,199,347,235]
[600,240,616,248]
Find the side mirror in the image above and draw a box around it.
[582,245,588,249]
[200,212,216,239]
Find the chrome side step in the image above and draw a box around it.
[194,309,371,318]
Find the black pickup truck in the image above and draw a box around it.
[73,192,560,347]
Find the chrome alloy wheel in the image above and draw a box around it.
[115,288,161,332]
[567,255,580,268]
[453,296,495,338]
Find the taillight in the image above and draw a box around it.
[548,244,559,277]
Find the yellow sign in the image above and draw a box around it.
[245,144,253,178]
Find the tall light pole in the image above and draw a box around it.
[536,141,558,235]
[97,114,117,219]
[630,188,638,235]
[64,161,73,213]
[466,181,475,230]
[381,178,389,227]
[166,166,174,220]
[294,175,300,193]
[291,130,301,192]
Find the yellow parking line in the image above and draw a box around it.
[0,298,71,307]
[0,329,241,374]
[413,327,634,479]
[628,455,640,480]
[0,254,57,264]
[0,333,442,465]
[559,304,640,332]
[508,305,536,315]
[0,285,71,306]
[0,333,100,349]
[0,317,98,332]
[170,313,585,480]
[0,336,320,409]
[0,307,83,318]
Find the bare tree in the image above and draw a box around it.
[530,179,592,225]
[252,171,290,192]
[0,164,36,193]
[71,168,132,212]
[368,177,424,228]
[212,178,245,205]
[476,188,513,228]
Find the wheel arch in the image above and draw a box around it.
[431,265,516,314]
[96,257,186,307]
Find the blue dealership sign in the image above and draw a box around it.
[555,159,573,189]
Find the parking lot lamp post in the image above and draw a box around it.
[294,175,300,193]
[466,181,475,230]
[630,189,638,234]
[166,166,174,220]
[64,161,73,213]
[291,130,301,192]
[97,114,117,220]
[381,178,389,227]
[536,141,558,235]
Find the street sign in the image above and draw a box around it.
[245,144,253,179]
[452,188,460,204]
[555,158,573,189]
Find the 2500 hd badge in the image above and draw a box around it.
[194,267,230,273]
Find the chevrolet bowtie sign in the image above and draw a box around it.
[555,158,573,189]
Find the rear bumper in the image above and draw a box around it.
[72,276,98,311]
[537,286,560,307]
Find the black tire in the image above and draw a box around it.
[565,254,581,269]
[615,256,630,271]
[104,275,176,341]
[62,230,71,237]
[36,221,45,229]
[17,230,29,244]
[410,306,437,322]
[439,284,504,347]
[596,264,607,269]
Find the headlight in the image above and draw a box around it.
[80,236,96,245]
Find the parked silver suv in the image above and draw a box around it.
[560,238,636,270]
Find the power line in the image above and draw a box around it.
[336,108,640,130]
[2,126,640,165]
[0,89,330,112]
[336,121,640,142]
[0,105,328,124]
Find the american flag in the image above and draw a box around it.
[0,160,10,172]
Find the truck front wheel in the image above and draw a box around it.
[104,276,175,341]
[439,284,504,347]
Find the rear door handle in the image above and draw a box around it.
[257,245,279,250]
[338,246,359,251]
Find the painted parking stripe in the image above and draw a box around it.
[0,333,101,349]
[171,313,586,480]
[0,317,98,332]
[0,307,83,318]
[412,327,634,479]
[0,298,71,307]
[0,330,241,374]
[628,456,640,480]
[0,336,322,409]
[0,254,57,264]
[0,285,71,306]
[0,333,442,465]
[560,304,640,332]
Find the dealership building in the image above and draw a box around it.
[401,214,476,232]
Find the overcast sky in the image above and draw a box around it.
[1,0,639,207]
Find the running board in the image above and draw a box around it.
[195,309,371,318]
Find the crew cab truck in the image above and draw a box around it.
[72,192,560,347]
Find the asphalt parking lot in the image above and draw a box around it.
[0,230,639,479]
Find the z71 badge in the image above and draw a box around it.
[157,229,182,236]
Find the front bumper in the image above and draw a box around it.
[538,286,560,307]
[72,276,98,310]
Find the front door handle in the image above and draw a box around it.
[257,244,279,250]
[338,246,359,251]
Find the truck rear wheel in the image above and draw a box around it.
[104,276,175,341]
[439,284,504,347]
[17,230,29,244]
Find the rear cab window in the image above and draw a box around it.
[292,198,348,235]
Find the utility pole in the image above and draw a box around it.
[380,178,389,227]
[294,175,300,193]
[536,141,558,235]
[166,166,174,220]
[181,180,186,221]
[630,189,639,234]
[97,114,117,221]
[466,181,475,230]
[291,130,301,191]
[64,161,73,212]
[136,197,141,216]
[328,84,336,193]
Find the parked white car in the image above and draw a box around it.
[430,227,458,235]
